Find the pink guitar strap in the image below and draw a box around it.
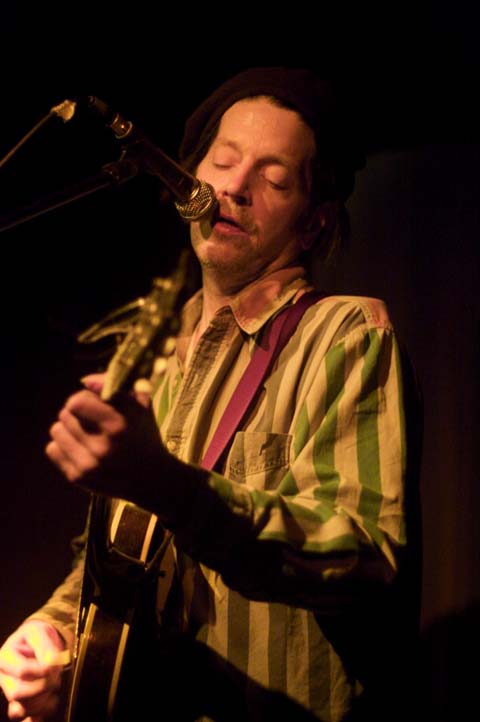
[201,291,322,471]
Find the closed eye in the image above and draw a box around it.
[265,177,289,191]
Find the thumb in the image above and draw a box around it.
[80,373,106,395]
[23,623,68,667]
[81,374,151,408]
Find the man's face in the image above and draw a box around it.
[190,97,316,292]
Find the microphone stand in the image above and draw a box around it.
[0,155,140,233]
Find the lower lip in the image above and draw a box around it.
[214,221,249,236]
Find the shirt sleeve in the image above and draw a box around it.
[24,532,86,650]
[169,315,419,611]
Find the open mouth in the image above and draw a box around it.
[214,211,248,233]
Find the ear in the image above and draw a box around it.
[300,204,329,251]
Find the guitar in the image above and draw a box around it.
[65,252,189,722]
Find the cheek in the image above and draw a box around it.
[196,158,218,187]
[257,194,308,237]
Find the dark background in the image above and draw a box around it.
[1,3,479,721]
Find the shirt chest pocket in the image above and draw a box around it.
[226,431,292,490]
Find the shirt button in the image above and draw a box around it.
[166,439,177,453]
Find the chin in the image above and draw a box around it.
[195,235,248,265]
[199,251,246,274]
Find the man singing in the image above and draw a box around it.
[0,67,421,721]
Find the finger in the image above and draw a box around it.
[0,625,66,682]
[22,624,66,670]
[7,699,25,719]
[8,690,59,719]
[21,689,60,715]
[49,420,98,469]
[133,378,153,409]
[134,391,151,409]
[2,672,60,702]
[65,390,125,432]
[0,649,45,680]
[41,648,70,667]
[80,373,106,394]
[57,408,111,460]
[45,436,95,483]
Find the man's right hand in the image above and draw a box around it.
[0,620,67,721]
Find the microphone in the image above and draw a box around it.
[85,96,217,221]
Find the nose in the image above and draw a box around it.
[219,164,252,207]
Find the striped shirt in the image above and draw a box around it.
[31,265,417,721]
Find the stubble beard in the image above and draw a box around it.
[191,224,259,282]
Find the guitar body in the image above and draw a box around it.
[65,257,188,722]
[66,602,131,722]
[66,496,170,722]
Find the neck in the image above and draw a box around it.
[197,276,238,334]
[197,259,307,334]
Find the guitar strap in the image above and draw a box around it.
[201,290,322,471]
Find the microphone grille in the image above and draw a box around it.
[175,181,217,222]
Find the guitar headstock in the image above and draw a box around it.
[80,250,191,403]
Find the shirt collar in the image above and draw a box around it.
[182,265,309,333]
[176,266,310,363]
[228,265,310,334]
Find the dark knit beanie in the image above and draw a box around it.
[179,67,365,202]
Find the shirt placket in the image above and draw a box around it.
[163,311,244,464]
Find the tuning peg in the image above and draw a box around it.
[162,337,176,356]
